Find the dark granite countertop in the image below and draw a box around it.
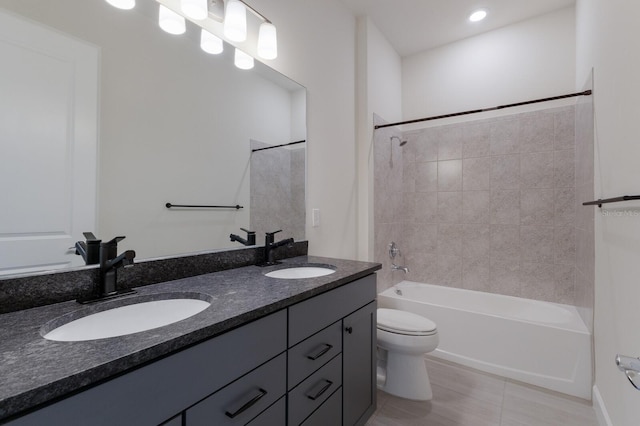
[0,255,380,421]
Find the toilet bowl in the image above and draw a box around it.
[376,308,439,401]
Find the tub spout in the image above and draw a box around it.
[391,263,409,273]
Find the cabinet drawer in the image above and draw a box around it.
[246,396,286,426]
[288,321,342,390]
[288,354,342,425]
[300,387,342,426]
[186,353,286,426]
[288,274,376,346]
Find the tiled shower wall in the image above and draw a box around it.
[374,104,594,315]
[250,140,306,242]
[373,115,406,294]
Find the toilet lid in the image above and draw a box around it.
[377,308,437,335]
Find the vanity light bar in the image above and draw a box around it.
[104,0,277,67]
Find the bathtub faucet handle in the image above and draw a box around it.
[389,242,401,259]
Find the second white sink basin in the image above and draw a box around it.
[265,266,336,279]
[43,297,210,342]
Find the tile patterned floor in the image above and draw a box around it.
[366,357,598,426]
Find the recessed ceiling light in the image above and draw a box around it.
[469,10,487,22]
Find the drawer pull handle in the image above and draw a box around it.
[224,388,268,419]
[307,344,333,360]
[345,326,353,334]
[306,379,333,401]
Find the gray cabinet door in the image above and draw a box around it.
[343,301,377,426]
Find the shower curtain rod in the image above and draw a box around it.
[374,90,592,129]
[251,140,306,153]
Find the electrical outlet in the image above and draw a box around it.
[312,208,320,227]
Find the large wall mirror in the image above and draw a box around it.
[0,0,306,276]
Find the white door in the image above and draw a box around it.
[0,10,98,275]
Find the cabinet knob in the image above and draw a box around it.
[345,326,353,334]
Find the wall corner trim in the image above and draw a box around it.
[593,385,613,426]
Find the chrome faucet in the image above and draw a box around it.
[260,230,294,266]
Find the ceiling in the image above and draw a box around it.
[339,0,576,57]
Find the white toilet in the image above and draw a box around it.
[376,308,439,401]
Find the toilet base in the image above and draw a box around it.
[377,352,433,401]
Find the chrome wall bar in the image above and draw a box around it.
[582,195,640,208]
[165,203,243,210]
[374,90,592,130]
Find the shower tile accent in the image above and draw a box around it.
[374,104,594,310]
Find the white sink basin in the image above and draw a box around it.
[43,297,210,342]
[265,266,336,279]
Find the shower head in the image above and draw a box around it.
[390,136,407,146]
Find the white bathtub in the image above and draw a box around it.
[378,281,592,399]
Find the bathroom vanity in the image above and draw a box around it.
[0,256,379,425]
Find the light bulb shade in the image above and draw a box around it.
[257,22,277,60]
[159,5,186,35]
[181,0,208,20]
[224,0,247,42]
[234,48,254,70]
[200,29,223,54]
[105,0,135,10]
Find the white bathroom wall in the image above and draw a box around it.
[355,17,403,261]
[256,0,359,259]
[402,7,576,120]
[576,1,640,424]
